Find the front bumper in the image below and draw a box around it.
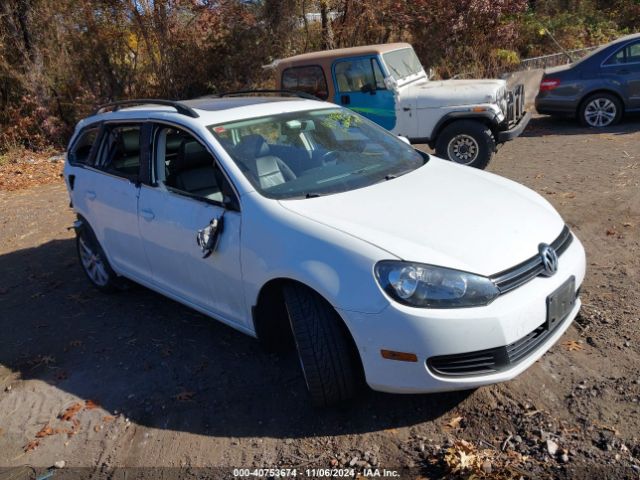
[497,110,532,143]
[339,234,586,394]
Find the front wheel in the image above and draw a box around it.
[435,120,495,169]
[283,284,361,407]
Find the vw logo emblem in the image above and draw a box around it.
[539,243,559,277]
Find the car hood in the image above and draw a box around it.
[279,158,565,276]
[400,78,507,109]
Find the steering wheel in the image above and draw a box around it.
[321,151,341,166]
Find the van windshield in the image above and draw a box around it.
[208,108,426,200]
[382,48,424,81]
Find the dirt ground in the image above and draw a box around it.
[0,115,639,479]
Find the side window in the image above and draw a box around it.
[334,57,386,93]
[628,42,640,63]
[68,126,100,166]
[605,48,626,65]
[281,66,329,100]
[97,125,141,178]
[605,42,640,65]
[154,126,233,205]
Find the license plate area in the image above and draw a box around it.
[546,276,576,331]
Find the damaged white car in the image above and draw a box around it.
[64,95,584,406]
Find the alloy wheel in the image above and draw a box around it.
[78,235,110,287]
[584,98,617,127]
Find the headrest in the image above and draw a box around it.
[165,133,183,152]
[176,141,212,172]
[121,129,140,154]
[235,134,270,159]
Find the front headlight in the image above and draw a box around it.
[375,261,499,308]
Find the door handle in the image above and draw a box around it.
[86,190,96,201]
[341,94,350,105]
[403,107,411,111]
[140,209,155,221]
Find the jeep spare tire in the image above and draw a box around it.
[435,120,496,169]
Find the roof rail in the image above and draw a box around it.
[218,89,321,101]
[94,99,200,118]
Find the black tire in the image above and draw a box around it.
[283,284,361,407]
[435,120,495,169]
[578,93,622,128]
[76,223,119,293]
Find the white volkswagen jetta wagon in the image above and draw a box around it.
[64,94,586,406]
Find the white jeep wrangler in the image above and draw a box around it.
[273,43,531,169]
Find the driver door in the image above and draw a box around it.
[332,56,397,130]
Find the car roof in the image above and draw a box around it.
[82,96,335,127]
[273,42,412,65]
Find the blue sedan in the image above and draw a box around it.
[536,33,640,127]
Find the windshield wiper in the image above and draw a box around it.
[305,192,321,198]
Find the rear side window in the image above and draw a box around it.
[68,126,100,165]
[96,125,142,179]
[282,66,329,100]
[604,41,640,65]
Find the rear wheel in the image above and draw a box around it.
[283,284,361,407]
[579,93,622,128]
[76,224,119,292]
[435,120,495,169]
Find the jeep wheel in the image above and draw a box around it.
[76,224,119,293]
[435,120,495,169]
[283,284,361,407]
[579,93,622,128]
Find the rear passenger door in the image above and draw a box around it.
[72,122,152,280]
[137,123,246,327]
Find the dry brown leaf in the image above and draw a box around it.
[605,229,617,236]
[94,425,100,432]
[175,390,195,402]
[103,415,115,423]
[84,399,100,410]
[562,340,584,351]
[35,424,55,438]
[446,415,464,428]
[24,440,39,452]
[59,402,83,421]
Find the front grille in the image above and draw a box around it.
[490,226,573,294]
[506,84,525,126]
[427,305,572,377]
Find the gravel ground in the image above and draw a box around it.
[0,115,639,479]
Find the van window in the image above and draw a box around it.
[69,126,100,165]
[281,66,329,100]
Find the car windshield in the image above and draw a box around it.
[382,48,424,81]
[208,108,426,200]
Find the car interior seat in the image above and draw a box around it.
[108,128,140,174]
[235,134,297,189]
[170,141,222,202]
